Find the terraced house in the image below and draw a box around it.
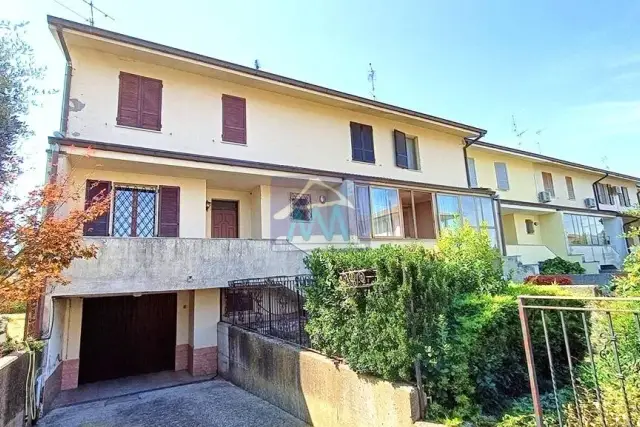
[467,142,639,273]
[38,15,638,407]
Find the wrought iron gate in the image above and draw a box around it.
[221,275,313,347]
[519,295,640,426]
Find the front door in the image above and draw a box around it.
[211,200,238,238]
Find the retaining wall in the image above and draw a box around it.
[0,352,29,427]
[217,323,421,427]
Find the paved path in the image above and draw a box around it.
[38,379,308,427]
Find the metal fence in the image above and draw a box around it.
[221,275,313,347]
[519,295,640,427]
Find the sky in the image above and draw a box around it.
[4,0,640,193]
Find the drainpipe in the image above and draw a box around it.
[57,28,72,136]
[493,195,507,256]
[592,173,609,211]
[463,132,486,188]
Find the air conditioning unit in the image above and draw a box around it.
[584,198,597,208]
[538,191,552,203]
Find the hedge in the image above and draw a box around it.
[303,231,586,421]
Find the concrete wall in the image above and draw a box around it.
[65,45,469,188]
[217,323,421,427]
[0,352,30,427]
[54,237,309,297]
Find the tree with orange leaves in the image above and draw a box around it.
[0,22,109,308]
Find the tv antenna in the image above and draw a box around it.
[80,0,114,26]
[53,0,114,26]
[254,59,261,70]
[511,115,528,147]
[367,63,377,100]
[601,156,610,171]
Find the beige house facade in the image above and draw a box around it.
[39,15,638,407]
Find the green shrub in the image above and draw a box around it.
[539,257,585,275]
[303,223,586,422]
[435,221,506,294]
[426,285,586,420]
[0,300,26,314]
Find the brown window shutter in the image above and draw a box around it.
[621,187,631,207]
[222,95,247,144]
[606,184,615,204]
[158,186,180,237]
[117,72,141,127]
[596,183,607,204]
[394,130,408,168]
[542,172,555,197]
[140,77,162,130]
[565,176,575,200]
[83,180,111,236]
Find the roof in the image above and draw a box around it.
[47,15,485,137]
[473,140,640,183]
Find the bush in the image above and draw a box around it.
[303,223,586,422]
[539,257,585,275]
[0,300,26,314]
[428,285,585,420]
[524,275,573,286]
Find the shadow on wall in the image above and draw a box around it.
[217,323,421,427]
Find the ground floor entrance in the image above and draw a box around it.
[78,293,177,384]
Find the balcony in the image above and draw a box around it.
[52,237,309,297]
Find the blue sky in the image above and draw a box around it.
[6,0,640,191]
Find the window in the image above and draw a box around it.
[621,187,632,207]
[400,190,436,239]
[370,187,402,237]
[290,193,312,221]
[606,185,616,205]
[565,176,576,200]
[467,157,478,187]
[222,94,247,144]
[394,130,419,170]
[350,122,375,163]
[564,214,607,246]
[355,185,372,238]
[525,219,535,235]
[117,72,162,130]
[542,172,555,197]
[494,162,510,190]
[596,183,608,205]
[436,194,498,246]
[113,186,157,237]
[83,181,180,237]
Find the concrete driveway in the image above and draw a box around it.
[38,379,308,427]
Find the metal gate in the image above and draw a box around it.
[518,295,640,426]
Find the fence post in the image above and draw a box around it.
[268,285,272,334]
[518,297,544,427]
[296,278,303,346]
[409,295,426,419]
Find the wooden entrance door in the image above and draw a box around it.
[211,200,238,238]
[78,293,177,384]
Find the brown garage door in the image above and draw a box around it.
[79,293,177,384]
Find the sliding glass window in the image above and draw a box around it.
[436,194,498,246]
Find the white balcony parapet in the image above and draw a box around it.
[52,237,309,297]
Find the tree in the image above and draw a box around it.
[0,23,109,309]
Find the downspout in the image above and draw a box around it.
[57,28,72,136]
[493,195,508,256]
[463,131,486,188]
[592,172,609,211]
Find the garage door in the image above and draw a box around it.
[79,293,177,384]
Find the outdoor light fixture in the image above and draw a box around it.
[205,200,211,211]
[319,195,327,204]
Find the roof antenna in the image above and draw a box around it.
[53,0,92,25]
[511,115,527,147]
[601,156,610,171]
[368,63,377,100]
[254,59,261,70]
[534,129,544,154]
[79,0,114,26]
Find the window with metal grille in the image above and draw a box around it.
[112,186,157,237]
[290,193,312,222]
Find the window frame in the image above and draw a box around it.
[116,72,163,131]
[289,193,313,222]
[565,176,576,200]
[525,219,535,235]
[542,172,555,197]
[435,193,499,247]
[467,157,478,188]
[111,184,160,238]
[494,162,510,191]
[350,122,376,164]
